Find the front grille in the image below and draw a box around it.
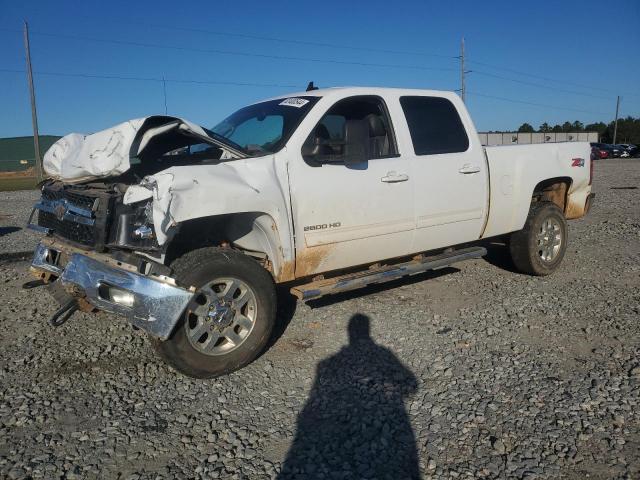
[38,210,96,246]
[36,183,116,250]
[41,187,96,210]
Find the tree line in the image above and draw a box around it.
[515,116,640,144]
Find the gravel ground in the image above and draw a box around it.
[1,159,639,479]
[0,189,40,258]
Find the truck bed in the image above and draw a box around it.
[482,142,592,238]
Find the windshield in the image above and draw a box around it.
[204,96,320,156]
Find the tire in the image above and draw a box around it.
[152,247,276,378]
[509,202,568,276]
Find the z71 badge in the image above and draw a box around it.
[571,158,585,167]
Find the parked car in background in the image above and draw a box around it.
[618,144,638,157]
[591,142,609,160]
[589,143,639,159]
[596,144,622,158]
[618,146,630,158]
[591,143,611,159]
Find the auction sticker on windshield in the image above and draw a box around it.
[279,98,310,108]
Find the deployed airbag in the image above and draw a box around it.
[43,116,234,182]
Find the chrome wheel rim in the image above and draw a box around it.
[537,217,562,262]
[184,277,257,356]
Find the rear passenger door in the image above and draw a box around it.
[399,95,488,252]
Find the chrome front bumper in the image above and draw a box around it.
[31,242,194,340]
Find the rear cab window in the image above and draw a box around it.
[400,96,469,155]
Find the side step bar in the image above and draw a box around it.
[290,246,486,301]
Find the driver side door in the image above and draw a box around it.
[287,95,415,278]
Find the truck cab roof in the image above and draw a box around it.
[264,86,459,102]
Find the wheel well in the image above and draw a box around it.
[531,177,572,214]
[164,213,286,279]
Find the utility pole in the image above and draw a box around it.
[162,76,168,115]
[23,20,42,181]
[613,95,620,145]
[460,37,466,103]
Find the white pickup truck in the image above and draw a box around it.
[27,87,594,377]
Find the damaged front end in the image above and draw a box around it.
[26,176,195,338]
[24,115,238,337]
[29,239,194,339]
[26,109,286,337]
[28,179,163,252]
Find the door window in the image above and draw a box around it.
[400,96,469,155]
[302,96,397,164]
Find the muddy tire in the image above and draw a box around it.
[509,202,568,276]
[152,247,276,378]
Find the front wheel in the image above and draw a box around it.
[152,247,276,378]
[509,202,568,276]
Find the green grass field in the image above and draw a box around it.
[0,176,38,192]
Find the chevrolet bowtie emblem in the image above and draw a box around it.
[54,203,67,221]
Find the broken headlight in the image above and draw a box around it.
[109,200,158,250]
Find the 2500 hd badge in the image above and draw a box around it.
[303,222,341,232]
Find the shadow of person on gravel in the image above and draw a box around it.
[0,226,21,237]
[278,314,420,480]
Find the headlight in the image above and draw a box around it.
[109,200,158,250]
[133,225,154,239]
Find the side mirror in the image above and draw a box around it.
[301,136,323,158]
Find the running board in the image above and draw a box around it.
[290,246,486,301]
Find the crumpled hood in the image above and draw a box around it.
[43,116,239,182]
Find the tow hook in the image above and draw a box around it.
[22,279,46,290]
[48,299,79,327]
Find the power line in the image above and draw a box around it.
[2,26,632,99]
[23,30,458,73]
[1,25,634,99]
[472,70,613,100]
[466,59,620,95]
[47,20,640,99]
[1,20,457,59]
[82,19,458,59]
[0,68,299,88]
[1,67,612,117]
[467,91,609,116]
[0,67,611,116]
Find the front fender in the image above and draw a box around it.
[123,159,295,281]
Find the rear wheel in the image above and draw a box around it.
[152,247,276,378]
[509,202,568,276]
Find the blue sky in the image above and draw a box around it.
[1,0,639,137]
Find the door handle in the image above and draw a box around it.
[458,164,481,174]
[381,171,409,183]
